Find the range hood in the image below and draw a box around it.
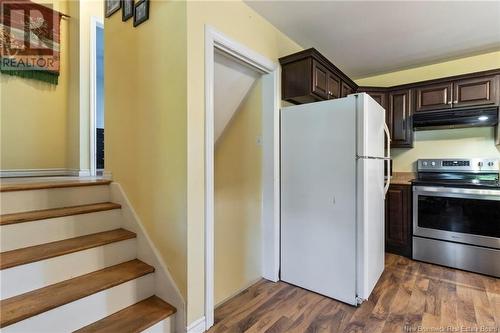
[413,106,499,130]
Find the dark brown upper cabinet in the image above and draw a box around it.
[414,76,498,112]
[312,60,329,99]
[415,83,453,112]
[280,48,358,104]
[358,69,500,148]
[453,76,498,108]
[327,72,341,99]
[388,89,413,148]
[341,82,354,98]
[358,89,387,110]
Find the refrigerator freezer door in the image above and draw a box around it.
[356,157,385,300]
[356,93,386,159]
[281,98,358,305]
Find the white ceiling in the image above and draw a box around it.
[214,52,259,142]
[245,1,500,79]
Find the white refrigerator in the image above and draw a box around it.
[280,93,391,306]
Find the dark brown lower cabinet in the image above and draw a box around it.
[385,184,412,258]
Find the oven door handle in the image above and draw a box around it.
[413,185,500,201]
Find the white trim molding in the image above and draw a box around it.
[0,169,91,178]
[90,16,104,177]
[187,317,206,333]
[101,170,113,180]
[109,182,185,333]
[76,169,91,177]
[204,25,281,330]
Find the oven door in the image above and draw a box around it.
[413,186,500,249]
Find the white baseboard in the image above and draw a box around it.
[102,170,113,179]
[187,317,206,333]
[0,168,91,178]
[0,168,68,177]
[76,169,91,177]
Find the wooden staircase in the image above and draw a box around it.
[0,179,176,332]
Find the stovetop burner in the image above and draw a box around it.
[413,158,500,189]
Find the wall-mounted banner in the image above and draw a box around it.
[0,0,67,84]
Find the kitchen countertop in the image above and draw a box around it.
[390,172,416,185]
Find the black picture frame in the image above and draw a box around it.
[105,0,121,18]
[133,0,149,27]
[122,0,133,22]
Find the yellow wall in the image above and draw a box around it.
[214,79,262,305]
[356,51,500,87]
[355,50,500,172]
[185,1,301,324]
[105,0,188,300]
[391,128,499,171]
[1,0,70,170]
[1,0,103,172]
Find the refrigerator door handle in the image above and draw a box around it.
[384,123,391,197]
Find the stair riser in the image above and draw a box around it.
[0,186,111,214]
[1,239,137,300]
[142,317,174,333]
[1,274,155,332]
[1,210,123,252]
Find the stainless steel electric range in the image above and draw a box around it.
[412,158,500,277]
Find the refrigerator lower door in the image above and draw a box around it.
[281,98,358,305]
[356,157,385,300]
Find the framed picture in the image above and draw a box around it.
[122,0,134,21]
[133,0,149,27]
[105,0,121,18]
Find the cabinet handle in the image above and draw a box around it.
[453,100,458,104]
[447,101,452,105]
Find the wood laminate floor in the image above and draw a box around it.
[209,253,500,333]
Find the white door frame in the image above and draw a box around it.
[204,25,281,329]
[90,16,104,177]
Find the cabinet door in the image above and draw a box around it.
[312,60,328,99]
[281,59,312,104]
[327,72,341,99]
[453,76,498,108]
[388,89,413,148]
[415,82,453,112]
[385,184,412,258]
[365,91,387,110]
[341,82,354,98]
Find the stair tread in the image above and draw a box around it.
[0,228,136,270]
[0,202,122,225]
[0,179,112,192]
[0,259,154,328]
[74,296,176,333]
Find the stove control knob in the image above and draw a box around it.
[422,161,428,166]
[478,162,483,167]
[488,162,494,167]
[431,161,436,166]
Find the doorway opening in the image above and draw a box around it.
[204,26,280,330]
[90,17,104,176]
[213,51,263,308]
